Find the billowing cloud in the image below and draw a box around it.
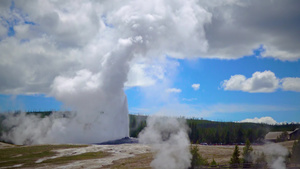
[125,64,156,87]
[281,77,300,92]
[240,116,277,125]
[222,71,300,93]
[222,71,279,93]
[0,0,212,95]
[1,0,299,144]
[125,62,166,88]
[200,0,300,61]
[166,88,182,93]
[191,84,200,91]
[0,0,299,95]
[1,0,213,144]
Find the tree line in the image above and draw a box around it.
[130,115,300,144]
[187,118,273,144]
[0,112,299,145]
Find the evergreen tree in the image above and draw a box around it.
[243,139,253,163]
[276,131,289,142]
[230,145,241,167]
[256,152,267,169]
[225,131,231,144]
[237,127,244,143]
[247,129,254,143]
[291,138,300,164]
[257,128,266,141]
[190,144,208,169]
[130,115,137,128]
[214,129,220,143]
[243,139,253,168]
[210,158,217,166]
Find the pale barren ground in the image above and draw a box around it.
[0,143,152,169]
[0,142,15,149]
[0,141,295,168]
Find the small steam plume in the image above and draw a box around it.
[138,116,191,169]
[252,143,289,169]
[263,143,289,169]
[1,112,73,145]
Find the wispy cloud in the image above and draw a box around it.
[182,98,197,101]
[191,84,200,91]
[196,103,296,115]
[166,88,181,93]
[131,103,298,120]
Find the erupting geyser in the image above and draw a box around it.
[0,0,212,145]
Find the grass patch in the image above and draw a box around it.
[104,153,153,169]
[43,151,110,164]
[0,144,88,168]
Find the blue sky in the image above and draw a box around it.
[2,54,299,123]
[0,0,300,124]
[127,55,300,122]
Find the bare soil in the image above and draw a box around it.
[0,142,15,149]
[195,144,264,164]
[0,141,295,168]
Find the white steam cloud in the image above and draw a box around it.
[256,143,289,169]
[2,0,298,145]
[0,0,211,144]
[138,116,191,169]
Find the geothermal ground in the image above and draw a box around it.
[0,141,295,169]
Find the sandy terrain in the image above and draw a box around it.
[197,144,264,164]
[34,144,151,169]
[0,142,15,149]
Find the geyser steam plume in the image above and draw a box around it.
[139,116,191,169]
[0,0,211,144]
[260,143,289,169]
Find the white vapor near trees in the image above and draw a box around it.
[252,143,289,169]
[138,116,191,169]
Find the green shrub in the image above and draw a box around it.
[189,144,208,169]
[210,158,217,166]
